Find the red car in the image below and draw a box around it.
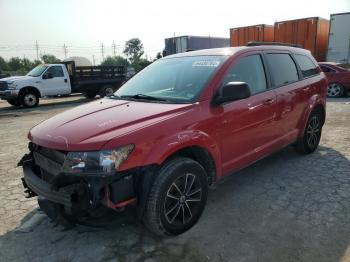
[319,62,350,97]
[20,43,327,236]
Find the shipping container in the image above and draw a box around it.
[230,24,274,46]
[164,36,230,56]
[327,12,350,63]
[274,17,329,61]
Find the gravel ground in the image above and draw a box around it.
[0,96,349,262]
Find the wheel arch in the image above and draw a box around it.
[19,86,42,98]
[298,97,326,138]
[161,145,217,185]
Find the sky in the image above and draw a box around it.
[0,0,349,64]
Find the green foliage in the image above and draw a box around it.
[101,56,129,67]
[123,38,144,64]
[41,54,60,64]
[0,56,9,71]
[156,52,162,59]
[7,57,22,71]
[132,58,152,72]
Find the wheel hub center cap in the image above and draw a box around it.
[179,195,186,203]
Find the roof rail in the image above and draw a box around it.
[246,42,303,48]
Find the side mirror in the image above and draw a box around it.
[43,72,53,79]
[212,82,251,106]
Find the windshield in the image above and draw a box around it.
[26,65,48,77]
[115,55,226,103]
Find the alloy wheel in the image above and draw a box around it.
[164,173,202,225]
[306,116,320,148]
[327,83,342,97]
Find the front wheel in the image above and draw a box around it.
[327,83,344,98]
[20,91,39,108]
[295,110,323,154]
[143,157,208,236]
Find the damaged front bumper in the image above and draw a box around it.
[19,150,141,216]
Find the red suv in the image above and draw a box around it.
[20,43,327,236]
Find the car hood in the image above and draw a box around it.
[0,75,33,82]
[29,98,193,151]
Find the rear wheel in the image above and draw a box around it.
[20,91,39,107]
[327,83,344,98]
[143,157,208,236]
[295,110,323,154]
[99,85,114,97]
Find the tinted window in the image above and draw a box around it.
[223,55,267,95]
[46,66,64,77]
[266,54,299,87]
[294,54,319,77]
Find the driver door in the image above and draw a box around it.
[212,53,279,175]
[40,65,70,96]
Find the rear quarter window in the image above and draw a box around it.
[266,53,299,87]
[294,54,319,78]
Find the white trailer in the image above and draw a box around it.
[327,12,350,63]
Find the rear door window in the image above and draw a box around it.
[294,54,319,78]
[223,54,267,95]
[266,53,299,87]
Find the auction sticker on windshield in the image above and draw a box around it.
[192,60,221,67]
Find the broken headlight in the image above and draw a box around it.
[62,144,134,175]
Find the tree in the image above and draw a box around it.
[7,57,22,71]
[133,58,152,72]
[156,52,162,59]
[123,38,144,64]
[41,54,60,64]
[101,56,129,67]
[0,56,9,71]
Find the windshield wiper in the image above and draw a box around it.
[120,94,168,101]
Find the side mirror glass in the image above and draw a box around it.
[212,82,251,106]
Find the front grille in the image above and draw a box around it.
[0,81,7,91]
[29,143,67,182]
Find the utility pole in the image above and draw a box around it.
[63,44,68,59]
[35,40,39,60]
[92,55,95,66]
[112,41,116,57]
[101,43,105,61]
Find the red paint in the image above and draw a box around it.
[319,62,350,92]
[28,46,327,184]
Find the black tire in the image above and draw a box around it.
[143,157,208,236]
[295,110,323,154]
[84,91,97,99]
[99,85,114,97]
[6,98,20,106]
[20,91,39,108]
[327,83,344,98]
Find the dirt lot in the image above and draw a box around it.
[0,96,349,262]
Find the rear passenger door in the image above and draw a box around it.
[264,52,311,144]
[216,53,278,174]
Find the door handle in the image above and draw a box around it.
[263,98,275,105]
[302,86,310,91]
[64,79,67,83]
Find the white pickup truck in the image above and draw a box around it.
[0,61,126,107]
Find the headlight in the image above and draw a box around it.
[7,82,17,89]
[62,144,134,175]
